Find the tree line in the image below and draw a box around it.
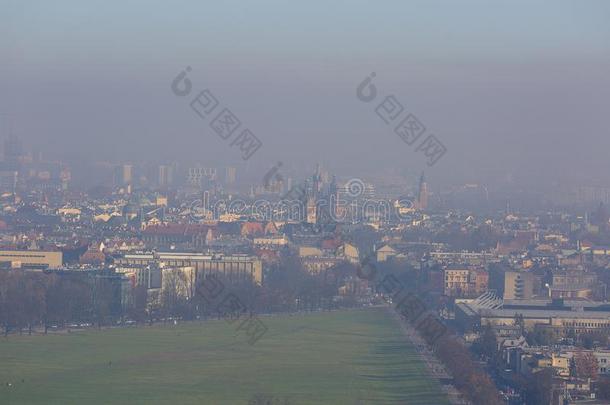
[0,270,119,335]
[0,256,372,335]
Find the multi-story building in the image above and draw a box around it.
[115,252,262,284]
[225,167,236,185]
[504,271,534,300]
[122,164,132,185]
[475,269,489,295]
[416,172,428,210]
[301,256,344,274]
[431,251,498,265]
[115,263,162,289]
[0,249,63,269]
[549,270,600,299]
[593,350,610,375]
[444,267,470,297]
[187,167,216,187]
[505,347,610,379]
[443,266,488,297]
[0,170,17,194]
[158,165,174,187]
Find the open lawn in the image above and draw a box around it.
[0,307,448,404]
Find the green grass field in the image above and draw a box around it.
[0,307,448,404]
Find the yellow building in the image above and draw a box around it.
[376,244,398,262]
[551,353,571,377]
[254,236,288,247]
[342,243,360,264]
[298,246,323,257]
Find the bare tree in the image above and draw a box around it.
[574,350,599,381]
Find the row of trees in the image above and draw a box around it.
[148,256,361,322]
[434,334,504,404]
[1,254,369,334]
[0,270,120,335]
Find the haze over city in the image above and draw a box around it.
[2,0,609,187]
[2,2,610,404]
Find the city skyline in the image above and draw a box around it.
[2,2,610,403]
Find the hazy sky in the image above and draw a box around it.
[1,0,609,185]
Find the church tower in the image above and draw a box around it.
[417,172,428,210]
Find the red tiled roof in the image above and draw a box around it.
[321,238,342,250]
[142,223,211,236]
[241,222,264,236]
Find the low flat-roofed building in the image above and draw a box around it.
[456,294,610,336]
[0,249,62,269]
[431,251,498,265]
